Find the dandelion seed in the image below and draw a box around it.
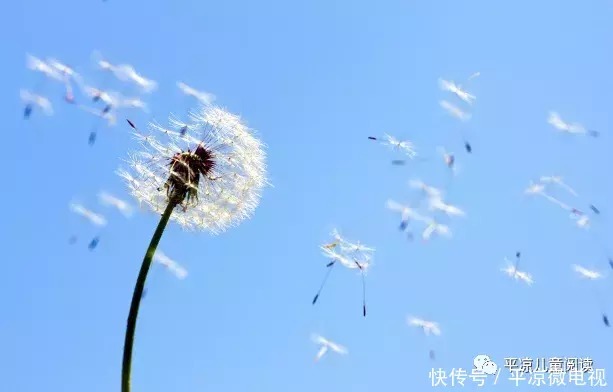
[539,175,578,197]
[573,264,603,280]
[524,181,545,195]
[88,236,100,250]
[91,51,157,93]
[153,251,188,279]
[369,133,418,159]
[177,82,216,105]
[409,179,444,201]
[98,191,134,217]
[438,78,476,105]
[312,230,373,316]
[311,334,348,362]
[572,213,590,229]
[69,202,107,226]
[407,316,442,336]
[20,89,53,118]
[428,197,465,218]
[573,264,609,327]
[386,199,428,235]
[548,112,598,137]
[501,258,534,285]
[421,218,451,242]
[407,316,440,360]
[437,146,456,170]
[440,100,471,122]
[26,54,63,81]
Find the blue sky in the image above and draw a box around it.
[2,0,613,391]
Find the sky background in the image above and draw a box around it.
[2,0,613,391]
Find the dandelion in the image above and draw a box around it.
[91,51,157,93]
[117,104,267,392]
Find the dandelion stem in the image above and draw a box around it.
[121,199,177,392]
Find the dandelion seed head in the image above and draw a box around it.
[120,105,268,233]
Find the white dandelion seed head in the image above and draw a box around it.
[119,104,268,233]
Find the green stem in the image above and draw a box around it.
[122,200,177,392]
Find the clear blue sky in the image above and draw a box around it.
[2,0,613,391]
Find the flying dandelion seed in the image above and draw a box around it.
[427,196,466,218]
[408,316,441,336]
[88,236,100,250]
[98,191,134,218]
[440,100,471,122]
[386,199,428,238]
[539,175,578,197]
[177,82,216,105]
[407,316,441,360]
[437,146,456,171]
[311,334,348,362]
[421,218,452,242]
[113,64,157,93]
[573,264,603,280]
[116,104,268,392]
[91,51,158,94]
[153,251,188,280]
[409,179,444,202]
[47,58,83,103]
[438,78,476,105]
[20,89,53,118]
[368,133,419,161]
[69,202,107,227]
[548,111,598,137]
[312,229,373,317]
[501,257,534,285]
[467,72,480,81]
[26,54,63,82]
[572,264,610,327]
